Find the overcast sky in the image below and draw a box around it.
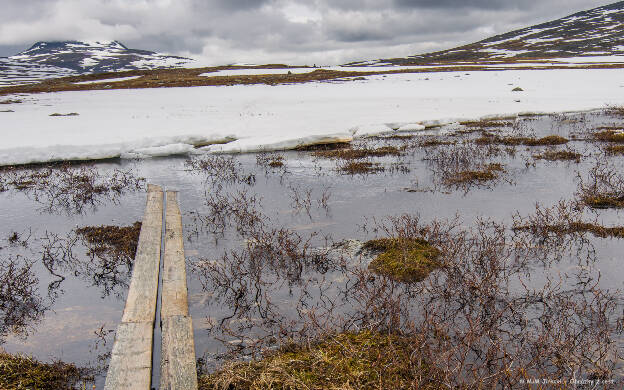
[0,0,613,65]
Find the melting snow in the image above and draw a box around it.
[1,67,624,165]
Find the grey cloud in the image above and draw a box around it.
[0,0,611,63]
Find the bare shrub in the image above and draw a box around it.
[576,158,624,209]
[0,164,144,215]
[185,155,255,190]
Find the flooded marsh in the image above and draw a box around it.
[0,110,623,388]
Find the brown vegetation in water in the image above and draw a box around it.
[605,145,624,155]
[314,146,403,160]
[593,129,624,143]
[443,163,505,186]
[337,161,385,175]
[513,201,624,239]
[0,352,93,390]
[475,134,569,146]
[75,222,141,262]
[533,149,582,162]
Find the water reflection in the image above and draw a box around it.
[0,163,144,215]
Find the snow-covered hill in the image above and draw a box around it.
[350,1,624,66]
[0,41,192,86]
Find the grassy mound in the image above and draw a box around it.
[199,331,443,390]
[0,352,92,390]
[364,238,441,283]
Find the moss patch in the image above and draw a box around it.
[475,135,568,146]
[75,222,141,260]
[364,238,441,283]
[199,331,443,390]
[0,352,93,390]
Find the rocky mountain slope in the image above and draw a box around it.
[351,1,624,66]
[0,41,192,86]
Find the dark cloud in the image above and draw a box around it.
[0,0,611,63]
[394,0,526,9]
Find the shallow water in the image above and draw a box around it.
[0,110,623,387]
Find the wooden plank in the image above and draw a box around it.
[160,316,199,390]
[105,184,164,390]
[103,322,153,389]
[161,191,198,390]
[121,185,164,323]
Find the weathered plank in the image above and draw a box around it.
[103,322,154,389]
[160,316,198,390]
[121,184,164,323]
[105,184,164,390]
[160,191,198,390]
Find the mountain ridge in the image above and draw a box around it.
[350,1,624,66]
[0,40,192,86]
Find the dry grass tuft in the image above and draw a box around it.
[48,113,79,117]
[593,129,624,143]
[0,352,93,390]
[418,138,455,147]
[460,119,514,129]
[314,146,403,160]
[256,153,285,168]
[475,134,568,146]
[533,149,581,162]
[338,161,385,175]
[199,331,443,390]
[75,222,141,261]
[605,145,624,155]
[363,237,441,283]
[443,163,505,186]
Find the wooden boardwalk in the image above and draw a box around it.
[104,186,197,390]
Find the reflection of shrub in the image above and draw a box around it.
[364,238,441,283]
[199,331,443,390]
[0,352,93,390]
[0,256,43,340]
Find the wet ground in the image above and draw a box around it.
[1,109,623,387]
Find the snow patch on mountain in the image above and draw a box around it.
[0,40,193,86]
